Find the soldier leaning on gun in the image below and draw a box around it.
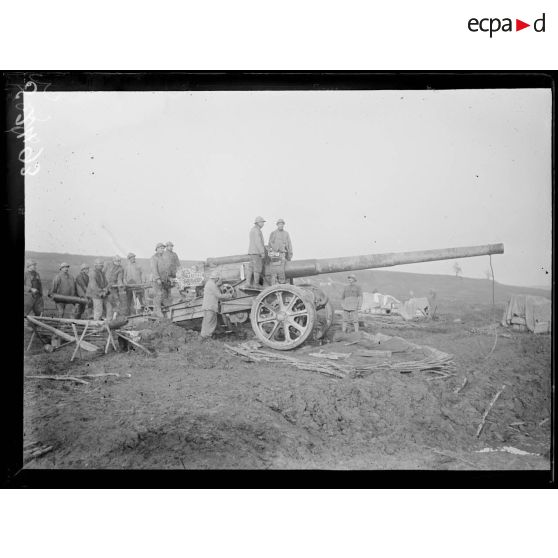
[200,269,232,340]
[24,259,44,316]
[51,262,77,318]
[104,255,125,319]
[86,259,109,320]
[74,263,90,319]
[151,242,172,318]
[124,252,145,316]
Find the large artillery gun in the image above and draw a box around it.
[165,243,504,350]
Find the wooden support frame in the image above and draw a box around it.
[104,323,118,354]
[70,322,90,362]
[25,315,131,360]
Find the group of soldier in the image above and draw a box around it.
[199,216,294,339]
[23,241,180,321]
[247,216,293,287]
[25,216,361,339]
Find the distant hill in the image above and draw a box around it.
[302,268,551,309]
[26,250,550,308]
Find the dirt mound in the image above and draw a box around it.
[124,319,193,353]
[23,304,551,470]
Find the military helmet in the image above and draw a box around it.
[127,252,136,259]
[26,259,37,268]
[156,242,165,250]
[165,241,174,247]
[59,262,70,269]
[80,263,90,270]
[276,218,285,225]
[254,216,266,224]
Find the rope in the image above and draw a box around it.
[489,254,495,307]
[486,254,498,359]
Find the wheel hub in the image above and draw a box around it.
[277,310,286,321]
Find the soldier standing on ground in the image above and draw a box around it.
[163,241,180,279]
[51,262,76,318]
[104,255,125,319]
[247,216,266,288]
[24,259,44,316]
[200,269,232,340]
[341,274,363,333]
[124,252,145,316]
[268,218,293,284]
[74,263,90,319]
[86,259,108,320]
[151,242,171,318]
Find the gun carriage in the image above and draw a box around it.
[165,243,504,350]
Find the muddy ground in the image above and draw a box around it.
[22,304,551,470]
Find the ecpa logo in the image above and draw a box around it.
[468,13,546,37]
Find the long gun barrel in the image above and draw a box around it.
[285,243,504,279]
[50,294,89,305]
[209,243,504,282]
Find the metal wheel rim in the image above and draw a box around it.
[251,285,316,350]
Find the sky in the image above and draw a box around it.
[24,88,552,287]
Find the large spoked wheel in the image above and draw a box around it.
[250,285,316,350]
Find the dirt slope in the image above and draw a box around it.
[23,306,551,470]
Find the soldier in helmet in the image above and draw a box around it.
[24,259,44,316]
[247,216,266,288]
[268,218,293,284]
[124,252,145,316]
[104,255,125,319]
[86,259,109,320]
[51,262,77,318]
[200,269,232,340]
[151,242,171,318]
[341,274,363,333]
[74,263,90,319]
[162,241,180,279]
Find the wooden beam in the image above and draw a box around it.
[35,315,105,327]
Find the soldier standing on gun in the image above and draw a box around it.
[51,262,76,318]
[124,252,145,316]
[151,242,171,318]
[24,259,44,316]
[268,218,293,285]
[86,259,108,320]
[247,216,266,288]
[200,269,232,340]
[74,263,90,319]
[341,274,363,333]
[104,255,125,319]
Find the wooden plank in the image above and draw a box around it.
[115,332,154,355]
[71,322,89,361]
[26,316,99,352]
[26,375,89,385]
[354,350,392,358]
[31,315,105,327]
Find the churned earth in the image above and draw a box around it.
[22,305,551,470]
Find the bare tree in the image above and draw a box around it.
[453,261,462,278]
